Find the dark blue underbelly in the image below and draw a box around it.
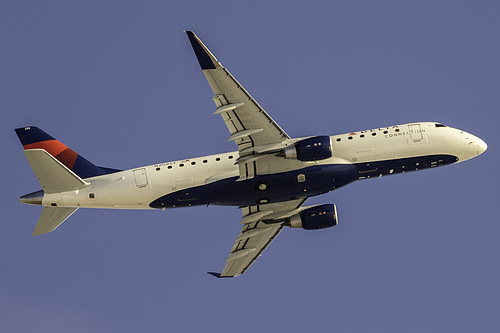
[354,154,458,179]
[149,164,357,208]
[149,154,458,209]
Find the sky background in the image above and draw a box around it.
[1,1,499,332]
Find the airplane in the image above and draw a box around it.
[16,31,487,278]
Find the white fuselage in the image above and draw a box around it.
[40,122,486,210]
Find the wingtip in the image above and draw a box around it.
[207,272,222,278]
[185,31,221,70]
[207,272,234,279]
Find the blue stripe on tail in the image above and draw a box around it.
[15,126,121,179]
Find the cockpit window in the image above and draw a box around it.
[435,123,447,128]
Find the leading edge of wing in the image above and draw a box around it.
[185,31,222,70]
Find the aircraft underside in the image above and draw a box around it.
[150,153,458,209]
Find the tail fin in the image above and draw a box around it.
[15,126,117,179]
[33,207,78,235]
[16,126,112,235]
[20,150,86,235]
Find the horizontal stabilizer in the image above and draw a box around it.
[33,207,78,235]
[24,149,89,194]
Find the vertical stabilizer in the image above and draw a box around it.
[15,126,109,178]
[33,207,78,235]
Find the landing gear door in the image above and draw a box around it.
[408,124,423,142]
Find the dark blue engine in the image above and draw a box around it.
[285,136,332,161]
[289,204,338,230]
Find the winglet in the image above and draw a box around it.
[207,272,234,279]
[185,31,222,70]
[207,272,222,278]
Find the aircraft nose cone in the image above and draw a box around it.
[468,134,487,157]
[476,137,487,155]
[454,130,487,162]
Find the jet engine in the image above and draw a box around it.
[283,136,332,161]
[288,204,338,230]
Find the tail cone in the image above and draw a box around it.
[20,190,44,206]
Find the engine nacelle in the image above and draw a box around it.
[284,136,332,161]
[289,204,338,230]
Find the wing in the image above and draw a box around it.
[186,31,290,155]
[208,199,306,278]
[186,31,303,277]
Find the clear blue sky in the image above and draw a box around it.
[1,1,499,332]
